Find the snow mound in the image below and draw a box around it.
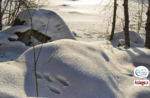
[0,26,29,51]
[111,31,144,47]
[0,26,29,52]
[0,26,31,61]
[13,39,150,98]
[13,9,76,41]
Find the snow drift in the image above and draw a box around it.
[0,39,149,98]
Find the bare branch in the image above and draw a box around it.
[37,45,60,66]
[1,52,13,61]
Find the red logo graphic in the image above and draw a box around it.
[134,80,149,86]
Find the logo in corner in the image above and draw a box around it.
[134,80,149,86]
[134,66,149,79]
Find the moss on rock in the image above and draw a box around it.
[15,30,30,36]
[14,29,51,46]
[118,41,121,47]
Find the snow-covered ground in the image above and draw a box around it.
[0,0,150,97]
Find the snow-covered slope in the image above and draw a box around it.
[0,39,150,98]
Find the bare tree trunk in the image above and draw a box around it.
[123,0,130,47]
[139,0,144,33]
[137,0,140,34]
[2,0,10,16]
[0,0,2,30]
[110,0,117,40]
[7,0,12,25]
[145,0,150,49]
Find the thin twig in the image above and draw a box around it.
[15,60,34,66]
[35,17,51,64]
[1,52,13,61]
[1,52,34,66]
[37,45,60,66]
[20,0,40,97]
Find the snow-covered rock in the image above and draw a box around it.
[111,31,144,47]
[12,9,76,42]
[0,26,31,62]
[0,26,30,51]
[15,29,51,46]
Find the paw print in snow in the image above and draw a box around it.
[36,72,69,94]
[55,75,69,86]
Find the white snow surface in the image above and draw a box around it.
[0,26,31,62]
[0,0,150,98]
[112,31,145,48]
[15,9,76,41]
[0,39,150,98]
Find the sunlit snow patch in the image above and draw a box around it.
[13,9,76,41]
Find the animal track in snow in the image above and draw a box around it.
[36,72,53,82]
[48,85,61,94]
[43,74,53,82]
[123,73,133,77]
[55,75,69,86]
[36,72,42,79]
[36,72,69,94]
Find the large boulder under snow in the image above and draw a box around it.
[12,9,75,45]
[111,31,144,47]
